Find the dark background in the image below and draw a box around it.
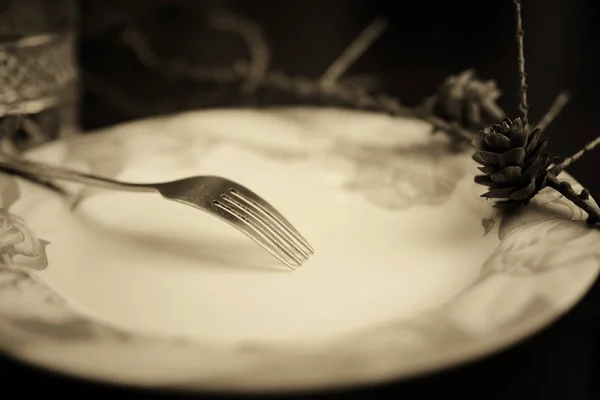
[2,0,600,398]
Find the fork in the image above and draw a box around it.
[0,157,314,270]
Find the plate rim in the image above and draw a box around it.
[0,108,598,393]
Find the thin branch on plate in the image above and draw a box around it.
[319,17,388,89]
[546,175,600,224]
[117,10,569,153]
[120,24,480,144]
[550,135,600,176]
[120,27,241,84]
[513,0,530,122]
[209,10,270,92]
[537,91,570,132]
[472,0,600,225]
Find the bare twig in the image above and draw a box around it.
[546,175,600,224]
[121,28,240,83]
[511,2,600,224]
[320,17,388,89]
[120,25,478,144]
[339,74,381,91]
[550,135,600,175]
[513,0,529,122]
[209,11,270,92]
[537,91,570,132]
[268,70,477,142]
[120,28,166,71]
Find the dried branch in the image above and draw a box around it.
[121,28,241,84]
[120,24,478,145]
[338,74,381,91]
[209,10,270,92]
[501,1,600,225]
[537,91,570,132]
[513,0,529,122]
[550,135,600,175]
[320,17,388,89]
[546,175,600,224]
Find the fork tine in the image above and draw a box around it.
[220,195,307,265]
[222,193,310,260]
[212,201,302,270]
[228,188,314,254]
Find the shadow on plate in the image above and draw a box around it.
[71,209,289,273]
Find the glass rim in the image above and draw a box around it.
[0,31,74,48]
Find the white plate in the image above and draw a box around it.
[0,107,598,393]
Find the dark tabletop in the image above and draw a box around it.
[2,0,600,398]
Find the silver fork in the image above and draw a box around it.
[0,157,314,270]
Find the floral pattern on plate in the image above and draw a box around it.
[345,139,472,209]
[0,175,48,271]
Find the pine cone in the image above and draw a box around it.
[472,117,552,209]
[425,69,505,132]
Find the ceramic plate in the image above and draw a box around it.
[0,108,598,393]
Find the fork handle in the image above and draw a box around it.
[0,157,156,193]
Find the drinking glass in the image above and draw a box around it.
[0,0,78,152]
